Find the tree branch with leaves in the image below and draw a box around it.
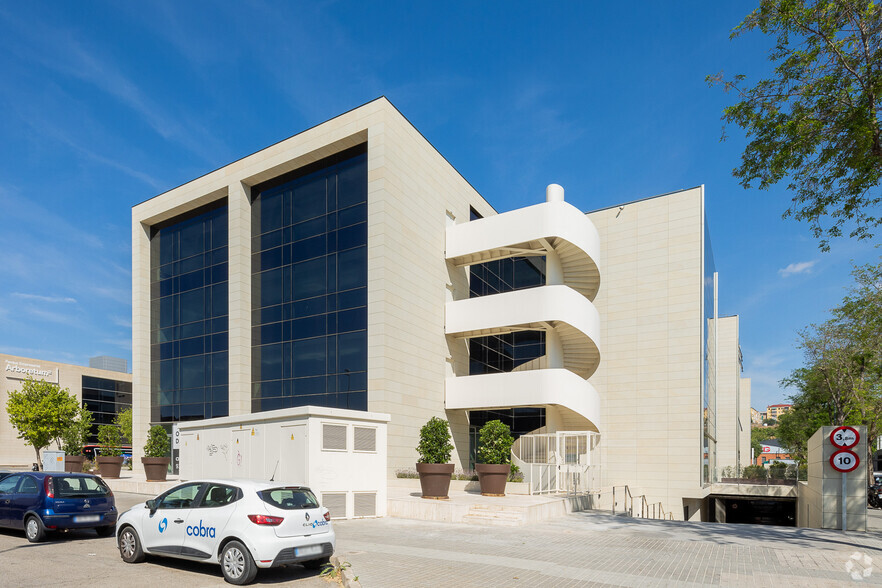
[709,0,882,249]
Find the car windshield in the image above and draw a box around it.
[54,476,110,498]
[258,487,320,510]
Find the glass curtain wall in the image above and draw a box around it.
[702,217,718,485]
[251,145,367,412]
[81,376,132,443]
[467,207,547,465]
[150,202,229,423]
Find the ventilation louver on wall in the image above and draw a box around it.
[322,492,347,519]
[322,424,347,451]
[353,426,376,452]
[353,492,377,517]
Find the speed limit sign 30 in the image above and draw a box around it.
[830,449,860,473]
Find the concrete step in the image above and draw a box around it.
[462,504,526,526]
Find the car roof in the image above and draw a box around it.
[179,479,312,492]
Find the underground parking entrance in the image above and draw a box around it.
[706,494,797,526]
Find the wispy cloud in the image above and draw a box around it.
[12,293,77,304]
[112,316,132,329]
[778,260,817,277]
[0,8,227,165]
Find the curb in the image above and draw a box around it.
[330,555,362,588]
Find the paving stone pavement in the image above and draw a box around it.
[332,510,882,587]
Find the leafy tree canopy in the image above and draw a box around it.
[709,0,882,249]
[6,379,80,468]
[779,257,882,471]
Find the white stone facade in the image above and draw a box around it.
[131,97,748,520]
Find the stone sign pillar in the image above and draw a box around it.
[797,425,867,531]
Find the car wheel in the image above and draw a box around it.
[221,540,258,585]
[118,526,146,563]
[24,515,46,543]
[302,556,330,570]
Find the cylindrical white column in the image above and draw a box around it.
[546,184,564,203]
[546,327,564,369]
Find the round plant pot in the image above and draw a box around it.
[64,455,85,473]
[142,457,171,482]
[97,456,124,479]
[416,463,454,500]
[475,463,511,496]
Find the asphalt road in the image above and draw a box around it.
[0,492,332,588]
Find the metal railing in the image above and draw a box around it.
[589,485,673,520]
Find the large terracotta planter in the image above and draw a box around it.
[416,463,454,499]
[142,457,171,482]
[97,456,124,479]
[475,463,510,496]
[64,455,85,473]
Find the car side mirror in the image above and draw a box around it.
[146,499,156,512]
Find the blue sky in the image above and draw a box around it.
[0,1,877,411]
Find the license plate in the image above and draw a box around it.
[73,515,100,523]
[295,545,322,557]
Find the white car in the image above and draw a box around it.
[115,479,335,585]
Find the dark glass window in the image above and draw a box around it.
[150,202,229,423]
[468,256,547,375]
[467,408,546,468]
[251,145,367,412]
[81,376,132,443]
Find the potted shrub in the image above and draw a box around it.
[59,405,92,473]
[142,425,171,482]
[415,417,455,500]
[96,424,125,478]
[475,420,514,496]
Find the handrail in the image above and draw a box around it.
[593,485,674,520]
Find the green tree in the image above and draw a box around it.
[779,258,882,473]
[709,1,882,250]
[58,404,93,456]
[6,379,80,468]
[416,417,454,464]
[752,427,776,458]
[115,407,132,445]
[477,420,514,465]
[97,424,124,457]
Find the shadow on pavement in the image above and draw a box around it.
[138,555,324,585]
[568,510,882,553]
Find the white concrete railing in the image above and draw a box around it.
[445,369,600,431]
[446,199,601,301]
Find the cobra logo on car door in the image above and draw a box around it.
[182,484,237,559]
[141,483,202,556]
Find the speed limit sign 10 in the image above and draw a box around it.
[830,449,860,473]
[829,426,860,449]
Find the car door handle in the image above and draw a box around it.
[174,518,185,524]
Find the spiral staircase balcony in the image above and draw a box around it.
[446,200,601,300]
[445,369,600,432]
[445,285,600,379]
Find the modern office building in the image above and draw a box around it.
[0,353,133,465]
[131,97,749,520]
[89,355,129,374]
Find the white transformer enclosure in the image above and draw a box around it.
[177,406,390,519]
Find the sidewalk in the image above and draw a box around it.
[100,469,180,495]
[333,510,882,587]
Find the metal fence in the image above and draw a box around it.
[513,431,601,495]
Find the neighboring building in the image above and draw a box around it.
[756,438,791,465]
[0,353,133,465]
[767,404,792,420]
[130,97,748,520]
[750,407,763,426]
[89,355,129,373]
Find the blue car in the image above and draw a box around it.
[0,472,117,542]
